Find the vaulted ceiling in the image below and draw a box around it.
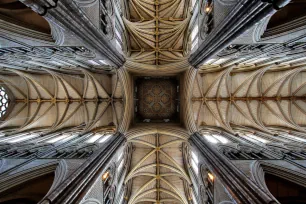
[192,66,306,134]
[0,69,123,135]
[123,0,191,73]
[125,126,190,204]
[1,1,306,204]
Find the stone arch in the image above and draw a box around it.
[252,1,306,43]
[264,1,306,37]
[0,160,68,203]
[0,0,55,46]
[80,198,102,204]
[251,161,306,203]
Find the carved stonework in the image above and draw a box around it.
[200,0,214,40]
[134,77,180,122]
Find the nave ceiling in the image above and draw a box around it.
[0,69,124,135]
[124,126,191,204]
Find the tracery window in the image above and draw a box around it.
[85,133,112,143]
[191,24,199,50]
[244,134,269,144]
[203,133,229,144]
[200,0,213,39]
[285,151,306,160]
[100,0,114,37]
[115,26,123,51]
[285,134,306,143]
[45,133,76,143]
[223,147,271,160]
[102,170,113,204]
[53,147,94,159]
[203,169,214,204]
[0,133,40,143]
[117,159,124,174]
[0,86,9,119]
[191,151,199,174]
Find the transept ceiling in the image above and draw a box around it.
[0,69,123,135]
[123,0,191,72]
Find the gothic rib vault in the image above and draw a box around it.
[125,126,190,204]
[0,68,123,135]
[123,0,192,74]
[122,0,194,202]
[1,0,306,203]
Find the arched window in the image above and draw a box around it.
[286,134,306,143]
[115,26,123,51]
[0,86,9,119]
[191,0,197,10]
[98,133,112,143]
[85,133,112,144]
[191,151,199,174]
[191,24,199,50]
[201,167,214,204]
[100,0,114,37]
[221,145,272,160]
[85,133,103,143]
[203,133,229,144]
[44,133,75,144]
[117,159,124,174]
[3,133,39,143]
[102,171,113,204]
[200,0,214,39]
[244,134,269,144]
[0,173,54,204]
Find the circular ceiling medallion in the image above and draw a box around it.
[144,94,154,104]
[152,103,162,112]
[152,85,162,95]
[161,94,170,104]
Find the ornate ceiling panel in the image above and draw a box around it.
[135,77,179,122]
[123,0,191,71]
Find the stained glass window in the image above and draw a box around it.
[0,86,8,118]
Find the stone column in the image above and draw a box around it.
[189,0,290,68]
[20,0,125,67]
[40,132,126,204]
[189,132,277,204]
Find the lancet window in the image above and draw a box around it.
[100,0,114,37]
[200,0,213,39]
[191,151,199,174]
[203,133,229,144]
[201,167,214,204]
[102,170,114,204]
[223,147,271,160]
[191,24,199,51]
